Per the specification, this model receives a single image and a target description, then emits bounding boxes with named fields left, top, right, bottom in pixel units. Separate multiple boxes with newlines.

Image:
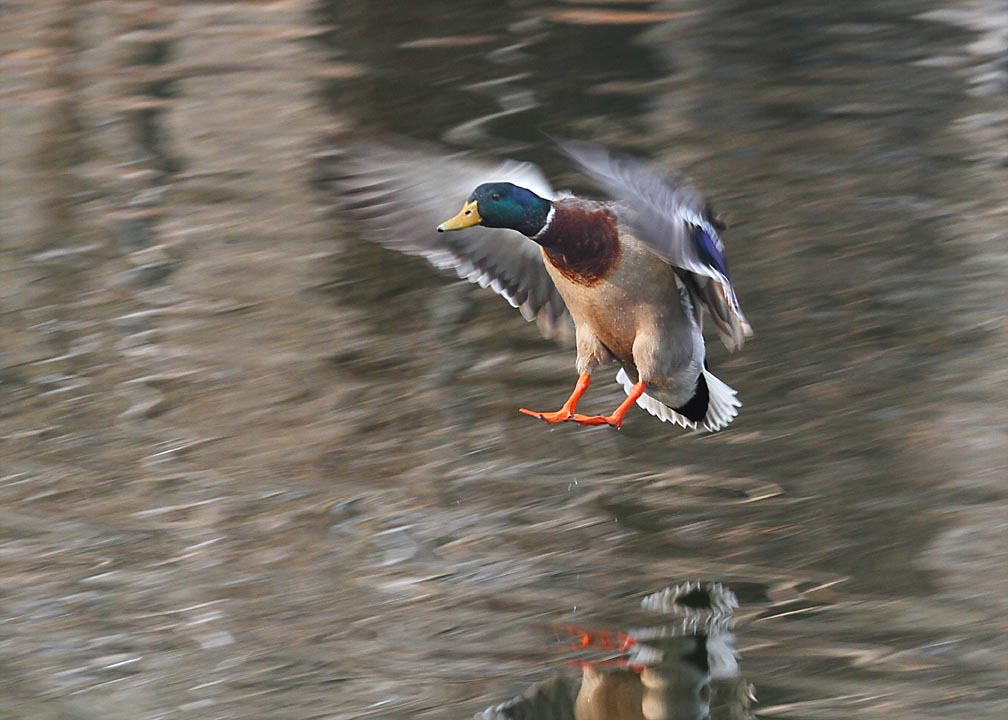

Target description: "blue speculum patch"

left=692, top=225, right=731, bottom=280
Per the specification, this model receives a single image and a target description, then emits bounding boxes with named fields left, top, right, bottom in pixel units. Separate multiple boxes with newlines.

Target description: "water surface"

left=1, top=1, right=1006, bottom=718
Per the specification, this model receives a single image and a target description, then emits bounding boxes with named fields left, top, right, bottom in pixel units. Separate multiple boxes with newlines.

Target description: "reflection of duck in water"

left=480, top=582, right=754, bottom=720
left=322, top=139, right=751, bottom=431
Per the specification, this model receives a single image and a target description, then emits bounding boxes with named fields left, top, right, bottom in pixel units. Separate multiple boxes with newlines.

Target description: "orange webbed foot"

left=518, top=407, right=574, bottom=424
left=519, top=373, right=593, bottom=425
left=568, top=413, right=624, bottom=429
left=565, top=380, right=646, bottom=430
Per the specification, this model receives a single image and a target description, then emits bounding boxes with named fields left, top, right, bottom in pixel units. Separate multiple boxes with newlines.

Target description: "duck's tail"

left=615, top=367, right=741, bottom=432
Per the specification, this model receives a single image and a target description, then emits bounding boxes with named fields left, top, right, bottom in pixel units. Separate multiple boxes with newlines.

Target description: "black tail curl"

left=672, top=372, right=710, bottom=425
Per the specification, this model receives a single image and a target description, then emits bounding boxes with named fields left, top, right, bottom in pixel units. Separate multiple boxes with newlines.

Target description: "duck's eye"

left=490, top=192, right=501, bottom=201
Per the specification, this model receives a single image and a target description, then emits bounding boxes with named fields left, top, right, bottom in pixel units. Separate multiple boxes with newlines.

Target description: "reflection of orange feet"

left=585, top=629, right=634, bottom=653
left=519, top=407, right=573, bottom=424
left=555, top=624, right=636, bottom=652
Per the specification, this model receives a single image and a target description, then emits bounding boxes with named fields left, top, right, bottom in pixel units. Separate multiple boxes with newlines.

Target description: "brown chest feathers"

left=538, top=203, right=622, bottom=286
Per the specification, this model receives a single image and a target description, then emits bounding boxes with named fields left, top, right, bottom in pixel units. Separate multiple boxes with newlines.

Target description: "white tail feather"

left=701, top=368, right=742, bottom=431
left=615, top=368, right=741, bottom=432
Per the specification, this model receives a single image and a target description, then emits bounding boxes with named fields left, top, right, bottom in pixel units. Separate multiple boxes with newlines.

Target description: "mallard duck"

left=322, top=138, right=751, bottom=430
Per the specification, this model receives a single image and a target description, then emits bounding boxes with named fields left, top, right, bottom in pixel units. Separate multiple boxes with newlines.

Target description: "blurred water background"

left=1, top=1, right=1006, bottom=718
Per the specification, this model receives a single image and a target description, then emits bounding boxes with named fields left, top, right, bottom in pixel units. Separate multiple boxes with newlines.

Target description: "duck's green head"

left=437, top=183, right=552, bottom=238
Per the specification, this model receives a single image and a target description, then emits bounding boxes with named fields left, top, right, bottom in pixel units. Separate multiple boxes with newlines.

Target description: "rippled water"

left=1, top=1, right=1006, bottom=718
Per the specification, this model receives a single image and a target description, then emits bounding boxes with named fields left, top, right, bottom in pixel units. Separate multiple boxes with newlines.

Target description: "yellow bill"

left=437, top=200, right=481, bottom=232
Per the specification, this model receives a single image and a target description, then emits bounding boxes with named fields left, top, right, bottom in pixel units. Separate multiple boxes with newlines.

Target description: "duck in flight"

left=326, top=138, right=752, bottom=430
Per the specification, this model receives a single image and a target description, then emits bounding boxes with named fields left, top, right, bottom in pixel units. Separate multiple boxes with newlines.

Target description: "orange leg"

left=519, top=373, right=591, bottom=424
left=569, top=380, right=646, bottom=429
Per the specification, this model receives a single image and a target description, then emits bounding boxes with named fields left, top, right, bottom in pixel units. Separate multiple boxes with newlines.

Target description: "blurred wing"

left=555, top=138, right=752, bottom=351
left=315, top=141, right=572, bottom=340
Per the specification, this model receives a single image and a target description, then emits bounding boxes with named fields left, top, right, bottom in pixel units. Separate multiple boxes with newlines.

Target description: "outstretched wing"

left=315, top=141, right=572, bottom=339
left=555, top=138, right=752, bottom=351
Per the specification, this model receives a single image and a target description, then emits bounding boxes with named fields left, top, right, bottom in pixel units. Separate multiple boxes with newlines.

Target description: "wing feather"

left=315, top=141, right=572, bottom=339
left=555, top=138, right=752, bottom=350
